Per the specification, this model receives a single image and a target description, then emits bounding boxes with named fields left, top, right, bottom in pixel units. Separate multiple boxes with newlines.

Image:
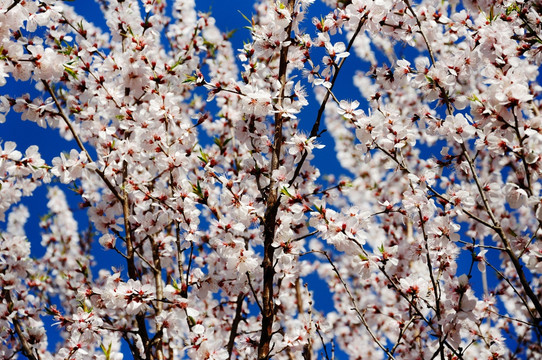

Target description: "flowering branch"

left=258, top=2, right=296, bottom=357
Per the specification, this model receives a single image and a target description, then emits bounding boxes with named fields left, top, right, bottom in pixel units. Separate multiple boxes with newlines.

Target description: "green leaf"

left=78, top=299, right=92, bottom=313
left=197, top=149, right=209, bottom=164
left=280, top=186, right=292, bottom=197
left=507, top=228, right=518, bottom=237
left=183, top=75, right=197, bottom=84
left=100, top=342, right=112, bottom=360
left=225, top=28, right=237, bottom=40
left=76, top=259, right=89, bottom=278
left=237, top=10, right=252, bottom=25
left=44, top=307, right=57, bottom=316
left=63, top=65, right=78, bottom=80
left=172, top=278, right=180, bottom=291
left=468, top=93, right=481, bottom=104
left=192, top=181, right=204, bottom=198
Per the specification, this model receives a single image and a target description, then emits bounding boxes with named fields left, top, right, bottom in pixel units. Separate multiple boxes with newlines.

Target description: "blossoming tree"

left=1, top=0, right=542, bottom=358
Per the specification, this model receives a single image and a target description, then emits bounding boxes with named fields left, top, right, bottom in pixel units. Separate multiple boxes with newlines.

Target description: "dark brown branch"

left=288, top=14, right=367, bottom=187
left=227, top=294, right=246, bottom=358
left=5, top=290, right=40, bottom=360
left=258, top=1, right=296, bottom=358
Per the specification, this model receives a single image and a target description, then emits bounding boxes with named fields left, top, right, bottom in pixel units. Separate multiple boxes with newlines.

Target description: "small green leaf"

left=237, top=10, right=252, bottom=25
left=183, top=75, right=197, bottom=84
left=280, top=186, right=292, bottom=197
left=197, top=149, right=209, bottom=164
left=225, top=29, right=237, bottom=40
left=507, top=228, right=518, bottom=237
left=63, top=65, right=78, bottom=80
left=100, top=342, right=112, bottom=360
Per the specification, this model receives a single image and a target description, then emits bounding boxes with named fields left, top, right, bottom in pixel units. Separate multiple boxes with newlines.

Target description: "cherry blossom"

left=1, top=0, right=542, bottom=359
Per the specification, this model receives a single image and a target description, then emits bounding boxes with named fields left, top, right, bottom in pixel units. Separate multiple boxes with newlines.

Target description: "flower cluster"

left=1, top=0, right=542, bottom=359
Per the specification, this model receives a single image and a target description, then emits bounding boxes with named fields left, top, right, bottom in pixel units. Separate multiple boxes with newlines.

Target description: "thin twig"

left=317, top=251, right=397, bottom=360
left=288, top=15, right=367, bottom=187
left=5, top=290, right=40, bottom=360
